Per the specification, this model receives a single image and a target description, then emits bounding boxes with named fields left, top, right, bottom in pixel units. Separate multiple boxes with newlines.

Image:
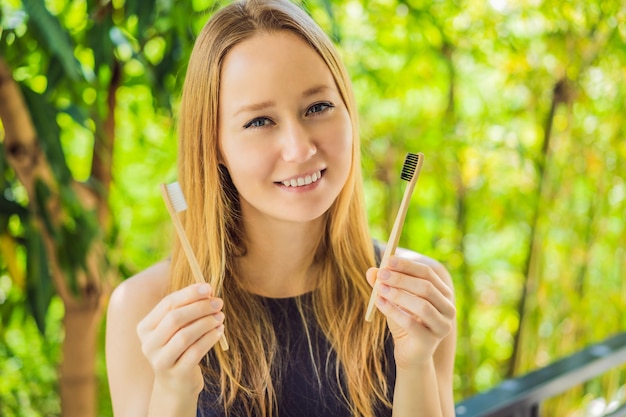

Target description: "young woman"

left=105, top=0, right=457, bottom=416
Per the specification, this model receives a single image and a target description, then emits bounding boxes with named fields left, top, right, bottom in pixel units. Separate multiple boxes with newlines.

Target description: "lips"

left=279, top=170, right=323, bottom=187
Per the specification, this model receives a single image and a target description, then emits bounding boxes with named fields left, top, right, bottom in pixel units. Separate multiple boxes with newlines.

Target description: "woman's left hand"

left=367, top=255, right=456, bottom=371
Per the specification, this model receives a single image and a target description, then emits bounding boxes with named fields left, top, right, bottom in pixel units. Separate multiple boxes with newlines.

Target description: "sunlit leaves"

left=23, top=221, right=52, bottom=333
left=334, top=0, right=626, bottom=406
left=21, top=0, right=83, bottom=81
left=20, top=85, right=71, bottom=184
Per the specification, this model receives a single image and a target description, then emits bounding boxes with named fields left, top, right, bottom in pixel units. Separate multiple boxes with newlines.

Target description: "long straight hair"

left=169, top=0, right=390, bottom=415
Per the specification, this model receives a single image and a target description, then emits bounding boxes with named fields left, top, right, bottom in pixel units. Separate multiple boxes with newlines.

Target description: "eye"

left=243, top=117, right=274, bottom=129
left=306, top=102, right=334, bottom=116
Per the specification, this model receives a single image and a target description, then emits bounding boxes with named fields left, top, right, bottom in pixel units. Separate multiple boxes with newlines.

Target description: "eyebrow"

left=302, top=84, right=331, bottom=98
left=232, top=84, right=332, bottom=117
left=233, top=100, right=275, bottom=117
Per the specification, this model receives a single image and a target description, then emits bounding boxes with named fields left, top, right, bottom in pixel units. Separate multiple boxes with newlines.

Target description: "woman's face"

left=218, top=31, right=352, bottom=225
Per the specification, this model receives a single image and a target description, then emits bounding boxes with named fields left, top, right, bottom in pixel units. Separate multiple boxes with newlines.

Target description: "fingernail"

left=198, top=284, right=211, bottom=295
left=375, top=296, right=386, bottom=307
left=211, top=298, right=223, bottom=309
left=379, top=284, right=390, bottom=294
left=388, top=256, right=398, bottom=267
left=379, top=269, right=391, bottom=280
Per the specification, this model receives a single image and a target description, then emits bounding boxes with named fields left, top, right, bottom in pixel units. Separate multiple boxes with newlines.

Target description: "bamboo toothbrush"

left=160, top=181, right=229, bottom=351
left=365, top=152, right=424, bottom=322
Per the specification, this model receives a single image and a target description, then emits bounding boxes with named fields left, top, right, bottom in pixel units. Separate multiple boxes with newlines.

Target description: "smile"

left=280, top=170, right=323, bottom=187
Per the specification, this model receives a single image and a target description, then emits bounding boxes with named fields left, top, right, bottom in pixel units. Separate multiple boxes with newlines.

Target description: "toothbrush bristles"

left=400, top=153, right=419, bottom=182
left=165, top=182, right=188, bottom=212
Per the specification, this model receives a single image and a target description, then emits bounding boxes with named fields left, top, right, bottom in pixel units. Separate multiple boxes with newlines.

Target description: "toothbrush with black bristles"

left=365, top=152, right=424, bottom=322
left=160, top=181, right=229, bottom=351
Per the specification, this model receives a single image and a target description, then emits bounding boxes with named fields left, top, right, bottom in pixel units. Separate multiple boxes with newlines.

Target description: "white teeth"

left=281, top=170, right=322, bottom=188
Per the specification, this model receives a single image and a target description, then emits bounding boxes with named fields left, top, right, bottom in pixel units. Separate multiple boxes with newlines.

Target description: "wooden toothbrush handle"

left=365, top=177, right=418, bottom=322
left=160, top=186, right=229, bottom=351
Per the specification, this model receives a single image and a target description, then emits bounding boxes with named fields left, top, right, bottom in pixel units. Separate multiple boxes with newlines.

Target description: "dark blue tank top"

left=196, top=292, right=395, bottom=417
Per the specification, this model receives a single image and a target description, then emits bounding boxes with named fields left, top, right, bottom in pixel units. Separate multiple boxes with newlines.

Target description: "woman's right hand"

left=136, top=283, right=225, bottom=397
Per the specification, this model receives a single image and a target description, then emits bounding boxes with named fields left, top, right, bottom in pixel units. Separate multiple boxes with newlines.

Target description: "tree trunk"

left=59, top=304, right=102, bottom=417
left=507, top=79, right=569, bottom=377
left=0, top=57, right=112, bottom=417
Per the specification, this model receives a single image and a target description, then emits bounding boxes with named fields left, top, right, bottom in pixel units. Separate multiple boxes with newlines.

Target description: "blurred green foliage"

left=0, top=0, right=625, bottom=416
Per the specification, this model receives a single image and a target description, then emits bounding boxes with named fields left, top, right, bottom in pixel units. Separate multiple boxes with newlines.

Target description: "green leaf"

left=315, top=0, right=342, bottom=43
left=24, top=222, right=54, bottom=335
left=0, top=194, right=28, bottom=220
left=33, top=179, right=57, bottom=240
left=44, top=55, right=66, bottom=96
left=21, top=0, right=83, bottom=81
left=151, top=35, right=182, bottom=109
left=19, top=84, right=72, bottom=185
left=59, top=185, right=98, bottom=270
left=135, top=0, right=156, bottom=40
left=32, top=179, right=99, bottom=296
left=61, top=103, right=90, bottom=129
left=87, top=14, right=114, bottom=71
left=0, top=139, right=4, bottom=174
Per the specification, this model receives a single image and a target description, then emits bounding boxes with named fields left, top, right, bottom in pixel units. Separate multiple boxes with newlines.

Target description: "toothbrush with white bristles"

left=365, top=152, right=424, bottom=322
left=160, top=181, right=229, bottom=351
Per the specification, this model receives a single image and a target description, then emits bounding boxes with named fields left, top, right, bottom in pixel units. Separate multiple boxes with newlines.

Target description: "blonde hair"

left=170, top=0, right=390, bottom=415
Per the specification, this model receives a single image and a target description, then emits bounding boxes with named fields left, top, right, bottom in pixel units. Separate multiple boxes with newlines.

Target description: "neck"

left=237, top=215, right=325, bottom=298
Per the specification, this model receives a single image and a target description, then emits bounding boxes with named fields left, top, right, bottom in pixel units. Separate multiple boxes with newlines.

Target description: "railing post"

left=529, top=403, right=540, bottom=417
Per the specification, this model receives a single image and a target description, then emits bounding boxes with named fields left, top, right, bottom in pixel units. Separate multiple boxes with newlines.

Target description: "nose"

left=280, top=120, right=317, bottom=163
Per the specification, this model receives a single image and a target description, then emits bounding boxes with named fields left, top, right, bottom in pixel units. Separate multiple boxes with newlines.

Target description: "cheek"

left=221, top=140, right=270, bottom=185
left=325, top=116, right=353, bottom=160
left=224, top=153, right=253, bottom=182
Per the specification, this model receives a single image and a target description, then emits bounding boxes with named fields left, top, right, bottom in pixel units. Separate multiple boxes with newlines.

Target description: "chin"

left=278, top=208, right=329, bottom=224
left=270, top=200, right=333, bottom=223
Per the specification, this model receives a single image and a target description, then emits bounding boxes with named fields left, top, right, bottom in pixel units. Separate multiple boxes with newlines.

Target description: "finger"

left=142, top=298, right=224, bottom=355
left=366, top=267, right=378, bottom=287
left=377, top=269, right=455, bottom=318
left=175, top=324, right=225, bottom=369
left=151, top=313, right=225, bottom=372
left=377, top=284, right=453, bottom=337
left=138, top=283, right=213, bottom=334
left=386, top=257, right=454, bottom=300
left=375, top=295, right=417, bottom=332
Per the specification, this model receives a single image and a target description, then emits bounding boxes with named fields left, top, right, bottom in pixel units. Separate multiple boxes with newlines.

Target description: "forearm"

left=392, top=360, right=443, bottom=417
left=148, top=381, right=199, bottom=417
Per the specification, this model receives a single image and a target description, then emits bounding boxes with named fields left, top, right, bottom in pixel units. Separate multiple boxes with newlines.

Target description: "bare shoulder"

left=106, top=260, right=171, bottom=416
left=106, top=260, right=171, bottom=348
left=108, top=260, right=171, bottom=317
